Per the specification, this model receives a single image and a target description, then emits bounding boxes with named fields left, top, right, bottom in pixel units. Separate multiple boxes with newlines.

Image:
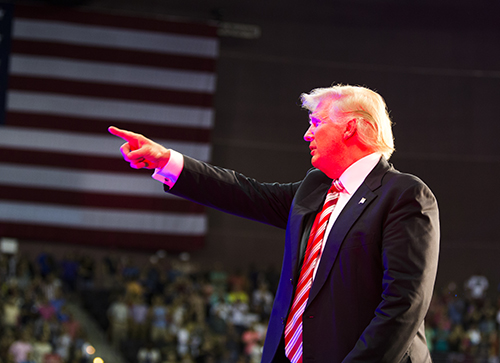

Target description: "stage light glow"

left=93, top=357, right=104, bottom=363
left=86, top=345, right=96, bottom=355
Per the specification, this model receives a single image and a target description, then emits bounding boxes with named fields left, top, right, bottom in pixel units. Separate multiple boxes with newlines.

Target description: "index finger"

left=108, top=126, right=136, bottom=141
left=108, top=126, right=140, bottom=149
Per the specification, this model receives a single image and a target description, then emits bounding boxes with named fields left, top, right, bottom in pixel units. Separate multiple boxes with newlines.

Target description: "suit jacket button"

left=290, top=278, right=293, bottom=285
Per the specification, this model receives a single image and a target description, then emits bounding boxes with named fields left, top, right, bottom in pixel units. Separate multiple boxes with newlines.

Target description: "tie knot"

left=330, top=179, right=345, bottom=193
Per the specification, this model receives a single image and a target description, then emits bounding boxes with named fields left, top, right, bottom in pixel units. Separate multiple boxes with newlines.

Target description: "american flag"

left=0, top=3, right=218, bottom=251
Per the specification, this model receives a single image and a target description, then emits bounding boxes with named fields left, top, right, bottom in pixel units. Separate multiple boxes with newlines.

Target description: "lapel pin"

left=359, top=197, right=366, bottom=204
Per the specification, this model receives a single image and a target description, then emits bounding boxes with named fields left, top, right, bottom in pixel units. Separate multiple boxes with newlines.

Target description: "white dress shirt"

left=313, top=152, right=381, bottom=279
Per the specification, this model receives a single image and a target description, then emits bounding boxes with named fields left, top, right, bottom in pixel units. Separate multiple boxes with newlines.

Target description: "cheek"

left=316, top=130, right=336, bottom=151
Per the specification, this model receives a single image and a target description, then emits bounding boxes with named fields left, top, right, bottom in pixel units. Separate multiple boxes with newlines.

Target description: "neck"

left=324, top=148, right=375, bottom=180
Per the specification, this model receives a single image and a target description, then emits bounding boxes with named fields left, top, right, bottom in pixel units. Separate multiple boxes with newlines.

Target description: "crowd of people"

left=0, top=250, right=280, bottom=363
left=427, top=276, right=500, bottom=363
left=103, top=255, right=278, bottom=363
left=0, top=252, right=93, bottom=363
left=1, top=249, right=500, bottom=363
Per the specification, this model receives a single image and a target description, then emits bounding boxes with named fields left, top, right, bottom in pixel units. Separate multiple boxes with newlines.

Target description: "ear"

left=343, top=119, right=357, bottom=140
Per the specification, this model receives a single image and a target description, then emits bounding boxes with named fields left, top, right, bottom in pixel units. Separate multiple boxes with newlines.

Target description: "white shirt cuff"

left=152, top=150, right=184, bottom=188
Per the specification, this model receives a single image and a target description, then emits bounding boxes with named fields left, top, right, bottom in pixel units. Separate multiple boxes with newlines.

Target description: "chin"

left=311, top=159, right=321, bottom=170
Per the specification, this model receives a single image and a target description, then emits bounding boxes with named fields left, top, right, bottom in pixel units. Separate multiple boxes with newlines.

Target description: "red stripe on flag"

left=5, top=113, right=212, bottom=143
left=14, top=4, right=218, bottom=38
left=0, top=185, right=204, bottom=213
left=9, top=76, right=214, bottom=107
left=0, top=222, right=205, bottom=251
left=0, top=147, right=145, bottom=174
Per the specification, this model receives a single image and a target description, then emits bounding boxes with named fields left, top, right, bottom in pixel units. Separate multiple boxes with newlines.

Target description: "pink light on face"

left=304, top=104, right=333, bottom=142
left=303, top=100, right=347, bottom=178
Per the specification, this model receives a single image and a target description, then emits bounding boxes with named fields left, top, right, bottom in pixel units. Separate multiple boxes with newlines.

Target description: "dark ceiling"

left=21, top=0, right=500, bottom=32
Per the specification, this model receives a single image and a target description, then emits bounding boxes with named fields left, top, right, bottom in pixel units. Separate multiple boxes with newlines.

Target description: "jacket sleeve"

left=343, top=180, right=440, bottom=362
left=166, top=155, right=301, bottom=229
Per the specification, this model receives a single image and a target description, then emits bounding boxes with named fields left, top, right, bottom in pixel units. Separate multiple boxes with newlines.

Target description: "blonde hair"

left=301, top=84, right=395, bottom=159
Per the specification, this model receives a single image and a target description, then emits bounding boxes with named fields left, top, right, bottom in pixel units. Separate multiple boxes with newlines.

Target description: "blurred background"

left=1, top=0, right=500, bottom=362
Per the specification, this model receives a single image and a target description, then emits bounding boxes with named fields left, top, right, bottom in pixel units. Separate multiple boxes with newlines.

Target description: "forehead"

left=310, top=99, right=335, bottom=120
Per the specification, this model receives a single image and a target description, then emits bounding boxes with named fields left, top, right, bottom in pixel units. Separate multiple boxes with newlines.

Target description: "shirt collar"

left=338, top=153, right=382, bottom=195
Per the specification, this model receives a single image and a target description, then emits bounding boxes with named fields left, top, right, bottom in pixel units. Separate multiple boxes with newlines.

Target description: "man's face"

left=303, top=100, right=345, bottom=174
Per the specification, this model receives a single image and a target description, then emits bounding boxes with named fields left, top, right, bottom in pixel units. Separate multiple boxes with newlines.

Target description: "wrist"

left=152, top=150, right=184, bottom=188
left=157, top=149, right=171, bottom=170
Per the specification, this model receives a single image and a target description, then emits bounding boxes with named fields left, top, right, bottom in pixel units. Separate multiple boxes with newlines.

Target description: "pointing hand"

left=108, top=126, right=170, bottom=170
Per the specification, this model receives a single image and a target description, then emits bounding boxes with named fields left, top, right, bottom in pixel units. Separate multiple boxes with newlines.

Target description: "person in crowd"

left=465, top=273, right=489, bottom=303
left=36, top=252, right=55, bottom=279
left=61, top=311, right=80, bottom=340
left=54, top=325, right=72, bottom=362
left=107, top=294, right=129, bottom=349
left=8, top=329, right=33, bottom=363
left=137, top=341, right=162, bottom=363
left=129, top=295, right=149, bottom=341
left=42, top=273, right=62, bottom=302
left=149, top=294, right=169, bottom=342
left=59, top=254, right=79, bottom=294
left=3, top=295, right=21, bottom=329
left=31, top=333, right=52, bottom=363
left=36, top=296, right=56, bottom=322
left=77, top=256, right=95, bottom=290
left=251, top=282, right=274, bottom=320
left=242, top=323, right=264, bottom=359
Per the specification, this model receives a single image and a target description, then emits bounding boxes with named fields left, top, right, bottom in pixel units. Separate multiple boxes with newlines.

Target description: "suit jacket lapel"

left=307, top=157, right=391, bottom=306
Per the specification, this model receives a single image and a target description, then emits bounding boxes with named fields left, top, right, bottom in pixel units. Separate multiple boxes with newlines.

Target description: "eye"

left=309, top=116, right=321, bottom=127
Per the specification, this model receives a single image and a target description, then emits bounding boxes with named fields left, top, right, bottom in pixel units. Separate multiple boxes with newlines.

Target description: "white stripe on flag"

left=13, top=19, right=219, bottom=58
left=0, top=200, right=207, bottom=235
left=0, top=127, right=211, bottom=161
left=0, top=163, right=181, bottom=197
left=10, top=55, right=217, bottom=93
left=7, top=91, right=214, bottom=128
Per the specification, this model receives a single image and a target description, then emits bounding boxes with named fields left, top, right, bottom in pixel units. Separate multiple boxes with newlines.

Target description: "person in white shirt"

left=107, top=294, right=128, bottom=349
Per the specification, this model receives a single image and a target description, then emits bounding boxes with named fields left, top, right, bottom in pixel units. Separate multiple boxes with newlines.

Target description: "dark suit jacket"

left=168, top=155, right=440, bottom=363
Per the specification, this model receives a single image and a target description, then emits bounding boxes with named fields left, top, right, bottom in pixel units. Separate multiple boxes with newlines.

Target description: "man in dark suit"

left=109, top=84, right=439, bottom=362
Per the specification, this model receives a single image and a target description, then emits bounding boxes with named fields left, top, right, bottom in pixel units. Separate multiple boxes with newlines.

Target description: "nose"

left=304, top=125, right=314, bottom=142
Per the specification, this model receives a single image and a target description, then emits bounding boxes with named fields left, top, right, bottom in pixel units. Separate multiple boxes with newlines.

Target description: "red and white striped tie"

left=284, top=180, right=344, bottom=363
